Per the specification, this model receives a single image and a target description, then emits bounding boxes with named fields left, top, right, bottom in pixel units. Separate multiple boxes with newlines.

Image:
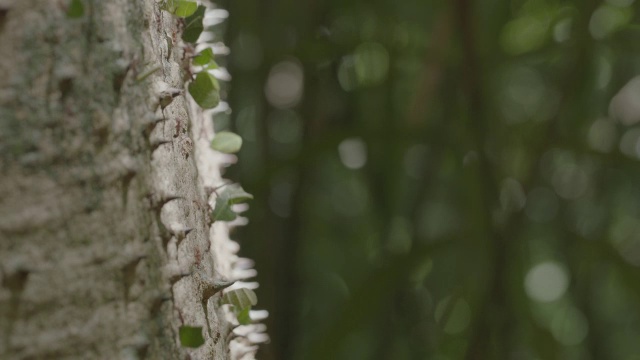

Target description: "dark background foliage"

left=214, top=0, right=640, bottom=358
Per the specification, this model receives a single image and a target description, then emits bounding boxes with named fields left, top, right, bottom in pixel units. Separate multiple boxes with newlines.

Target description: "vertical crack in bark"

left=1, top=266, right=30, bottom=353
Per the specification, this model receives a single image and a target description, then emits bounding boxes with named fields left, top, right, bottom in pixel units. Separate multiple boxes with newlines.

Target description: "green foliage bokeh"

left=212, top=0, right=640, bottom=358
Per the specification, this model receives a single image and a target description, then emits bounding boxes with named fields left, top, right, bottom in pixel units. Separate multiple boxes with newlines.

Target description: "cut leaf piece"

left=67, top=0, right=84, bottom=18
left=188, top=72, right=220, bottom=109
left=210, top=184, right=253, bottom=222
left=211, top=198, right=237, bottom=221
left=205, top=61, right=219, bottom=70
left=222, top=288, right=258, bottom=309
left=211, top=131, right=242, bottom=154
left=164, top=0, right=198, bottom=17
left=193, top=49, right=219, bottom=69
left=193, top=48, right=215, bottom=66
left=182, top=5, right=206, bottom=42
left=236, top=306, right=252, bottom=325
left=179, top=326, right=205, bottom=348
left=222, top=183, right=254, bottom=204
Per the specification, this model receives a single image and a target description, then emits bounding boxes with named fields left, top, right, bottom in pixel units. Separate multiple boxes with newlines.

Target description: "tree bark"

left=0, top=0, right=261, bottom=359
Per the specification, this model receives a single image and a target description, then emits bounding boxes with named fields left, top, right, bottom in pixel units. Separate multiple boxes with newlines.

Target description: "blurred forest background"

left=212, top=0, right=640, bottom=358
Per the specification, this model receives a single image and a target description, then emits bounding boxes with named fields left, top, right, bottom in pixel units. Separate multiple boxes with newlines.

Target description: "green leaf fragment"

left=210, top=184, right=253, bottom=222
left=188, top=72, right=220, bottom=109
left=182, top=5, right=206, bottom=42
left=193, top=49, right=213, bottom=66
left=179, top=326, right=205, bottom=348
left=222, top=184, right=254, bottom=204
left=193, top=48, right=218, bottom=70
left=205, top=61, right=219, bottom=70
left=164, top=0, right=198, bottom=17
left=236, top=306, right=252, bottom=325
left=212, top=196, right=237, bottom=221
left=174, top=1, right=197, bottom=17
left=210, top=131, right=242, bottom=154
left=67, top=0, right=84, bottom=18
left=222, top=288, right=258, bottom=309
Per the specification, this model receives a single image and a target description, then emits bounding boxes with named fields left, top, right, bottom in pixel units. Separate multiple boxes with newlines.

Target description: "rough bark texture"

left=0, top=0, right=263, bottom=359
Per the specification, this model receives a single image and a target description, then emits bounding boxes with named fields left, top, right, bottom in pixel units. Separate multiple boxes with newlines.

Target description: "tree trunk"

left=0, top=0, right=261, bottom=359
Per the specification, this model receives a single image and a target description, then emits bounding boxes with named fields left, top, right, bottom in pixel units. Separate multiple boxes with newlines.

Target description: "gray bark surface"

left=0, top=0, right=262, bottom=359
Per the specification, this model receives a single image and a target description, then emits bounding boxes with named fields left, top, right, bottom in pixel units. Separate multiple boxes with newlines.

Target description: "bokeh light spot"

left=550, top=307, right=589, bottom=346
left=553, top=18, right=572, bottom=43
left=435, top=296, right=471, bottom=335
left=525, top=187, right=559, bottom=223
left=501, top=16, right=549, bottom=55
left=610, top=215, right=640, bottom=266
left=232, top=32, right=263, bottom=71
left=588, top=118, right=617, bottom=153
left=265, top=60, right=304, bottom=108
left=338, top=138, right=367, bottom=169
left=606, top=0, right=635, bottom=6
left=525, top=261, right=569, bottom=303
left=499, top=66, right=552, bottom=123
left=338, top=42, right=389, bottom=91
left=618, top=128, right=640, bottom=159
left=353, top=42, right=389, bottom=86
left=610, top=77, right=640, bottom=126
left=417, top=201, right=459, bottom=239
left=551, top=164, right=589, bottom=200
left=589, top=4, right=632, bottom=40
